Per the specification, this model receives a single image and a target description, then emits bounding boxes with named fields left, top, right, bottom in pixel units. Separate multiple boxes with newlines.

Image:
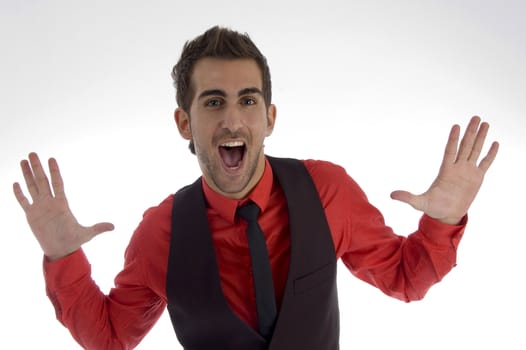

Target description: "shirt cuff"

left=419, top=213, right=467, bottom=247
left=43, top=248, right=91, bottom=290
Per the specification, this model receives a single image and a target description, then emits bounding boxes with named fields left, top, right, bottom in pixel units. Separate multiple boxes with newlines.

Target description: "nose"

left=221, top=105, right=243, bottom=133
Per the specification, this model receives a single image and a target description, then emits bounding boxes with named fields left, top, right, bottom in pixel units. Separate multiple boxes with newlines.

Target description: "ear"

left=174, top=108, right=192, bottom=140
left=265, top=104, right=277, bottom=137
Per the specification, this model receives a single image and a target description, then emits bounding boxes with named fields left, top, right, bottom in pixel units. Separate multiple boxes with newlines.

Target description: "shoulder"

left=300, top=159, right=368, bottom=202
left=129, top=194, right=174, bottom=251
left=140, top=194, right=174, bottom=230
left=301, top=159, right=348, bottom=179
left=267, top=156, right=348, bottom=180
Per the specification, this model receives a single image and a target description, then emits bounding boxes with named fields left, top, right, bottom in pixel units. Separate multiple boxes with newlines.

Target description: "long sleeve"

left=43, top=197, right=174, bottom=350
left=304, top=159, right=465, bottom=302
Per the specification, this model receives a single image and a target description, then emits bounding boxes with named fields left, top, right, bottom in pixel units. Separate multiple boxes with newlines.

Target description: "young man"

left=13, top=26, right=499, bottom=349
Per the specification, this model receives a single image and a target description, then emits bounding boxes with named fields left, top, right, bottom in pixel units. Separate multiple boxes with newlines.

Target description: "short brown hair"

left=171, top=26, right=272, bottom=112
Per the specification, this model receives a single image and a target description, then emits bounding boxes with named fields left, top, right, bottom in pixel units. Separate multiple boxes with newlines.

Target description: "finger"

left=48, top=157, right=66, bottom=199
left=467, top=121, right=490, bottom=163
left=86, top=222, right=115, bottom=240
left=478, top=141, right=499, bottom=172
left=20, top=158, right=39, bottom=199
left=456, top=116, right=481, bottom=162
left=390, top=190, right=425, bottom=211
left=13, top=182, right=31, bottom=211
left=442, top=124, right=460, bottom=165
left=28, top=152, right=53, bottom=196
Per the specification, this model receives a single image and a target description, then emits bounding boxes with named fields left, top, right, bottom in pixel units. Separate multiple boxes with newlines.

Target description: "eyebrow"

left=197, top=87, right=263, bottom=100
left=238, top=87, right=263, bottom=97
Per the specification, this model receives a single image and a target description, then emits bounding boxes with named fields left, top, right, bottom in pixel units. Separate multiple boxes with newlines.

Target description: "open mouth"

left=219, top=141, right=246, bottom=169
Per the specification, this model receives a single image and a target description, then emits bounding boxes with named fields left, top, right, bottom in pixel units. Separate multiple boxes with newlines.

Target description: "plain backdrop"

left=1, top=0, right=525, bottom=349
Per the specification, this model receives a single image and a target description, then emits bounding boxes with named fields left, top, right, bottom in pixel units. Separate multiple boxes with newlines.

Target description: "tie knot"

left=236, top=202, right=260, bottom=222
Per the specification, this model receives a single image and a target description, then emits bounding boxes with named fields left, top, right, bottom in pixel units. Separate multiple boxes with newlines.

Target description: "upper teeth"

left=221, top=141, right=244, bottom=147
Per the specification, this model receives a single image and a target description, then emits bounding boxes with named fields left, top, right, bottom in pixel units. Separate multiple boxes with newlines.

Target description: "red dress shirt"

left=43, top=158, right=465, bottom=349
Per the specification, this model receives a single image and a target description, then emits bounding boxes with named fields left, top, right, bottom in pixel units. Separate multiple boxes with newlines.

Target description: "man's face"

left=175, top=58, right=276, bottom=199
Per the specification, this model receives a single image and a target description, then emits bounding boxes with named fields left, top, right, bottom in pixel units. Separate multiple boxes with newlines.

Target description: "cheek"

left=191, top=120, right=215, bottom=144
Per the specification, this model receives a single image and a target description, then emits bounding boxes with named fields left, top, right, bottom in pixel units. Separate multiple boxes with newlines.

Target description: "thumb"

left=85, top=222, right=115, bottom=239
left=390, top=190, right=425, bottom=211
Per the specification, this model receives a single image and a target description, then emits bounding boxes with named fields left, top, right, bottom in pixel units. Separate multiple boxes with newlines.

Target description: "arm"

left=314, top=163, right=466, bottom=302
left=309, top=117, right=498, bottom=301
left=43, top=245, right=166, bottom=349
left=13, top=153, right=165, bottom=349
left=362, top=116, right=497, bottom=299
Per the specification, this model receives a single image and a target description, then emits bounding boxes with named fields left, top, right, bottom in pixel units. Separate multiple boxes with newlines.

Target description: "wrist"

left=436, top=215, right=465, bottom=226
left=44, top=249, right=77, bottom=262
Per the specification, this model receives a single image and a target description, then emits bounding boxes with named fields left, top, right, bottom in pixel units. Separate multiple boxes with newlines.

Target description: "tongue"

left=219, top=146, right=244, bottom=168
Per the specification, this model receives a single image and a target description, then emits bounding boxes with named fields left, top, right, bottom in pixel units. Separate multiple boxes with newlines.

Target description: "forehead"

left=191, top=58, right=263, bottom=93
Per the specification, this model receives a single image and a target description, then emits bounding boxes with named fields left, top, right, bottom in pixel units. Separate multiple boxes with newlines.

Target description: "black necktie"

left=237, top=202, right=277, bottom=340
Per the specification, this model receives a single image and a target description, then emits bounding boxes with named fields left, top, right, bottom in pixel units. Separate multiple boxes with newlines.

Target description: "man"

left=13, top=26, right=499, bottom=349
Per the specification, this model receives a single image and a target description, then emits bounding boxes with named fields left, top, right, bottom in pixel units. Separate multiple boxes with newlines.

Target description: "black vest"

left=166, top=157, right=340, bottom=349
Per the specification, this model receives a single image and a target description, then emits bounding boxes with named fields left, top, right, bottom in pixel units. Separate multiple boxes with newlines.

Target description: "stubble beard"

left=196, top=138, right=264, bottom=197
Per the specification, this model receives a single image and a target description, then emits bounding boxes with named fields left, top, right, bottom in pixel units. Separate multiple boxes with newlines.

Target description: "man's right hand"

left=13, top=152, right=114, bottom=261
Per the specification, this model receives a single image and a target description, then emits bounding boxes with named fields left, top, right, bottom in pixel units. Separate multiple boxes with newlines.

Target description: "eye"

left=205, top=98, right=223, bottom=107
left=241, top=97, right=257, bottom=106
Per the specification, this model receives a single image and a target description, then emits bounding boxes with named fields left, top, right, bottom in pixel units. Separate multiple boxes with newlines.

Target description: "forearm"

left=44, top=249, right=163, bottom=349
left=344, top=214, right=466, bottom=302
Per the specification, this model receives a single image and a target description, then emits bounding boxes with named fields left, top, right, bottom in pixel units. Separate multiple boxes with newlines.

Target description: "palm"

left=391, top=117, right=499, bottom=225
left=13, top=153, right=114, bottom=260
left=25, top=193, right=79, bottom=253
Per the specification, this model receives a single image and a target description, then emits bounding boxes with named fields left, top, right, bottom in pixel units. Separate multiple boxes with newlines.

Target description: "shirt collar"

left=201, top=157, right=273, bottom=223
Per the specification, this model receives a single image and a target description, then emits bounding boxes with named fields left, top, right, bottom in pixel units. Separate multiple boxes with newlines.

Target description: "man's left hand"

left=390, top=116, right=499, bottom=225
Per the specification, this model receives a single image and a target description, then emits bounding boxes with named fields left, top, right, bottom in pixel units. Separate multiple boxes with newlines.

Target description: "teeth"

left=221, top=141, right=244, bottom=147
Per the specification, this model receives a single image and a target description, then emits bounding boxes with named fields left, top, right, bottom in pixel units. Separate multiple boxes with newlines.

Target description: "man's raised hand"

left=390, top=116, right=499, bottom=225
left=13, top=153, right=114, bottom=261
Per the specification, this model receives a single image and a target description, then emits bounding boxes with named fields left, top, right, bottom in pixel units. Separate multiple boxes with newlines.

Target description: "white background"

left=1, top=0, right=525, bottom=349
